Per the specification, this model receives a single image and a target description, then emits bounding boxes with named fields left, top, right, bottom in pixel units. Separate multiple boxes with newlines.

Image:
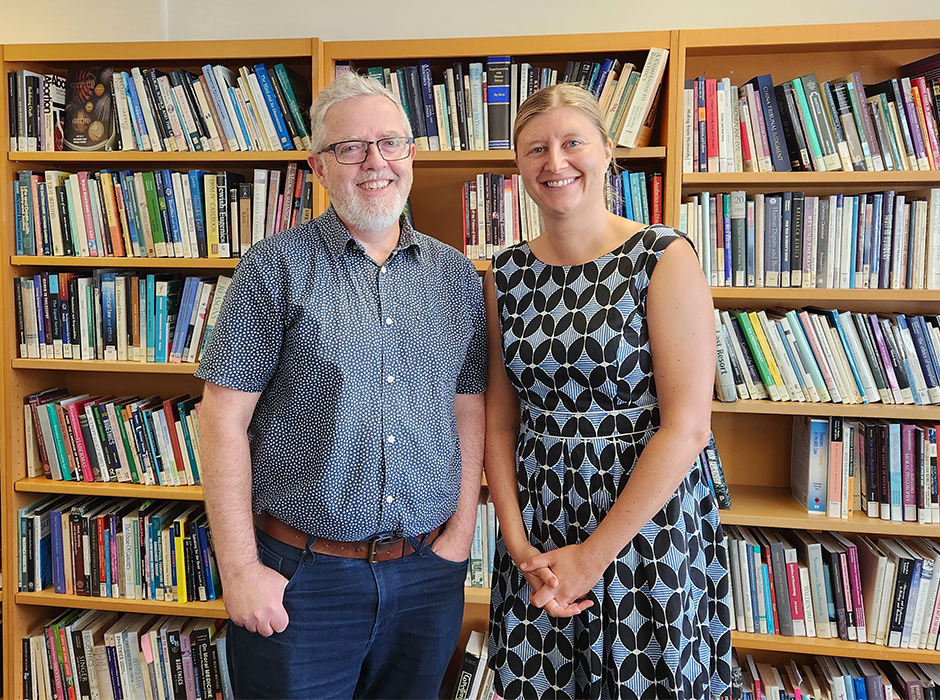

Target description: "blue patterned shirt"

left=196, top=206, right=487, bottom=541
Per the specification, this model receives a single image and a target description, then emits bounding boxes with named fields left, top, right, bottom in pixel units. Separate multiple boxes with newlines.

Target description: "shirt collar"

left=319, top=205, right=422, bottom=262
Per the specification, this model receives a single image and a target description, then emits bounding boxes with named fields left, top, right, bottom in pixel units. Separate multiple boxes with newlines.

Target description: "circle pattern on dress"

left=488, top=226, right=732, bottom=700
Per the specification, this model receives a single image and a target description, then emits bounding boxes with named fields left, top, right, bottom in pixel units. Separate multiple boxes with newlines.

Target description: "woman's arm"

left=523, top=238, right=716, bottom=611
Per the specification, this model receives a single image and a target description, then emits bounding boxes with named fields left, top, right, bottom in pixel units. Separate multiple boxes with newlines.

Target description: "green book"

left=789, top=78, right=826, bottom=171
left=732, top=310, right=781, bottom=401
left=114, top=401, right=142, bottom=484
left=784, top=309, right=831, bottom=402
left=273, top=63, right=312, bottom=148
left=46, top=403, right=72, bottom=481
left=141, top=171, right=168, bottom=257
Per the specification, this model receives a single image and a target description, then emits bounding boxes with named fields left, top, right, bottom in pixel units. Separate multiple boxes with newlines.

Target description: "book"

left=64, top=67, right=118, bottom=152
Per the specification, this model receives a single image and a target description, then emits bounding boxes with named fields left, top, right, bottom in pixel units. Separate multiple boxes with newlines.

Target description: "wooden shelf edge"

left=12, top=256, right=240, bottom=269
left=15, top=591, right=227, bottom=618
left=722, top=485, right=940, bottom=537
left=15, top=477, right=204, bottom=501
left=2, top=38, right=314, bottom=63
left=709, top=287, right=940, bottom=303
left=465, top=587, right=491, bottom=605
left=12, top=359, right=199, bottom=374
left=731, top=630, right=940, bottom=661
left=712, top=399, right=940, bottom=420
left=8, top=151, right=306, bottom=163
left=682, top=171, right=940, bottom=187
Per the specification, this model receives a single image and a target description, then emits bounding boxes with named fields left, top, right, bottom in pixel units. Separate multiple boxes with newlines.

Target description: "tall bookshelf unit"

left=0, top=38, right=324, bottom=700
left=678, top=20, right=940, bottom=666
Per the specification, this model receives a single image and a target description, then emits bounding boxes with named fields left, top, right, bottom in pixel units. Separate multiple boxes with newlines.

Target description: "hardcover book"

left=64, top=67, right=117, bottom=152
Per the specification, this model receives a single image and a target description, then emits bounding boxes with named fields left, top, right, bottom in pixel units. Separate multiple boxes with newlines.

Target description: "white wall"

left=2, top=0, right=940, bottom=44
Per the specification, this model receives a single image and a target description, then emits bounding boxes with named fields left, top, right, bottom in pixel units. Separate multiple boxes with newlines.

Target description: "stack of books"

left=730, top=650, right=940, bottom=699
left=14, top=271, right=231, bottom=364
left=23, top=388, right=205, bottom=487
left=790, top=414, right=938, bottom=523
left=22, top=612, right=233, bottom=700
left=339, top=49, right=668, bottom=152
left=682, top=52, right=940, bottom=173
left=713, top=308, right=940, bottom=406
left=17, top=495, right=220, bottom=603
left=7, top=63, right=311, bottom=152
left=14, top=164, right=313, bottom=259
left=682, top=189, right=940, bottom=290
left=725, top=525, right=940, bottom=652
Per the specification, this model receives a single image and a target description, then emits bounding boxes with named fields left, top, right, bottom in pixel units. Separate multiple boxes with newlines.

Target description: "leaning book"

left=64, top=67, right=117, bottom=151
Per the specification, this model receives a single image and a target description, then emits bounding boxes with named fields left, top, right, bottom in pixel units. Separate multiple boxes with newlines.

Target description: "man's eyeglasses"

left=319, top=137, right=415, bottom=164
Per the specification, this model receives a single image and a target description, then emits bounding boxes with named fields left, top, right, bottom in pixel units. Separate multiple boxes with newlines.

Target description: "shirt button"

left=386, top=495, right=394, bottom=503
left=386, top=375, right=395, bottom=384
left=380, top=266, right=387, bottom=274
left=387, top=435, right=396, bottom=444
left=385, top=317, right=394, bottom=326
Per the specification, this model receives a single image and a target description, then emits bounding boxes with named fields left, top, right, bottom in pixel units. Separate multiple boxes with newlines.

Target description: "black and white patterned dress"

left=487, top=225, right=732, bottom=700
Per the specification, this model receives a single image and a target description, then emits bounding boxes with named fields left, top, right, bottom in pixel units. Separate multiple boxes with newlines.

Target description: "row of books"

left=791, top=415, right=939, bottom=524
left=730, top=650, right=940, bottom=700
left=24, top=388, right=203, bottom=487
left=339, top=49, right=667, bottom=152
left=460, top=168, right=663, bottom=260
left=8, top=61, right=312, bottom=153
left=15, top=272, right=231, bottom=364
left=22, top=611, right=232, bottom=700
left=681, top=190, right=940, bottom=290
left=682, top=51, right=940, bottom=173
left=725, top=525, right=940, bottom=653
left=453, top=629, right=498, bottom=700
left=14, top=164, right=312, bottom=258
left=17, top=495, right=220, bottom=604
left=712, top=308, right=940, bottom=406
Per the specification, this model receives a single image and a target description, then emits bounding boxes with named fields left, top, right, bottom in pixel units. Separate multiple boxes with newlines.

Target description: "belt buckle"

left=367, top=535, right=399, bottom=564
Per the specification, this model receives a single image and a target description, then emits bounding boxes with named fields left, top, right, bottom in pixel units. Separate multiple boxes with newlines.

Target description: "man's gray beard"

left=331, top=192, right=406, bottom=232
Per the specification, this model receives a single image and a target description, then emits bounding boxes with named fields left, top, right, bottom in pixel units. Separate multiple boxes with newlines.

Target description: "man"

left=196, top=71, right=486, bottom=699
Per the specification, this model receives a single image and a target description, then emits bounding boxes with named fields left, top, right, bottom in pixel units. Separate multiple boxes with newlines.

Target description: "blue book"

left=100, top=271, right=117, bottom=360
left=197, top=521, right=216, bottom=599
left=201, top=65, right=238, bottom=150
left=187, top=170, right=208, bottom=258
left=592, top=58, right=615, bottom=99
left=118, top=171, right=143, bottom=257
left=485, top=56, right=511, bottom=150
left=161, top=169, right=183, bottom=256
left=764, top=194, right=781, bottom=287
left=146, top=274, right=156, bottom=362
left=761, top=562, right=775, bottom=634
left=227, top=86, right=253, bottom=151
left=121, top=71, right=147, bottom=150
left=32, top=274, right=45, bottom=350
left=907, top=315, right=940, bottom=401
left=889, top=422, right=903, bottom=521
left=14, top=184, right=23, bottom=255
left=870, top=193, right=883, bottom=288
left=621, top=172, right=634, bottom=220
left=629, top=172, right=645, bottom=224
left=253, top=64, right=293, bottom=150
left=722, top=194, right=733, bottom=286
left=58, top=278, right=71, bottom=355
left=155, top=281, right=168, bottom=363
left=50, top=498, right=72, bottom=594
left=169, top=277, right=197, bottom=362
left=417, top=59, right=441, bottom=150
left=776, top=322, right=807, bottom=394
left=37, top=181, right=52, bottom=255
left=20, top=171, right=36, bottom=256
left=823, top=310, right=868, bottom=402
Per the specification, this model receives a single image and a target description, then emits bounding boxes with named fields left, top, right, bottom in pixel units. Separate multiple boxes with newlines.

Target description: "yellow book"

left=747, top=310, right=788, bottom=399
left=204, top=173, right=220, bottom=258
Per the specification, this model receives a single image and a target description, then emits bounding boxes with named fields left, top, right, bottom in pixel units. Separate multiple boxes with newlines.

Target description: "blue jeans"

left=228, top=528, right=468, bottom=699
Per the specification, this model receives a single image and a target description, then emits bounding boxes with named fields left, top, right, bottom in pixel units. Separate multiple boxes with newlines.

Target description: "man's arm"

left=199, top=381, right=290, bottom=636
left=431, top=392, right=484, bottom=562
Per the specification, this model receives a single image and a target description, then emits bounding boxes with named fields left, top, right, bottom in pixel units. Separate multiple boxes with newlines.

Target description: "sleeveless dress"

left=487, top=225, right=732, bottom=700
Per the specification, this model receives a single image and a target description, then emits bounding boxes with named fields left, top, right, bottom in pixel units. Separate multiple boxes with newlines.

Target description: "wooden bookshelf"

left=0, top=38, right=326, bottom=700
left=683, top=20, right=940, bottom=670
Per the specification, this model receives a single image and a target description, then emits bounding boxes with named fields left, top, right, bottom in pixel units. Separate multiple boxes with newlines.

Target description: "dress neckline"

left=521, top=225, right=651, bottom=269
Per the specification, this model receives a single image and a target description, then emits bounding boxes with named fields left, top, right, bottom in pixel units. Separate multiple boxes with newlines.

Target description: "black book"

left=22, top=636, right=32, bottom=700
left=54, top=184, right=74, bottom=255
left=816, top=533, right=850, bottom=640
left=780, top=192, right=792, bottom=287
left=790, top=191, right=804, bottom=287
left=268, top=67, right=301, bottom=149
left=192, top=626, right=215, bottom=700
left=8, top=71, right=18, bottom=148
left=773, top=83, right=810, bottom=171
left=168, top=625, right=187, bottom=700
left=881, top=539, right=917, bottom=648
left=453, top=63, right=470, bottom=153
left=402, top=65, right=428, bottom=148
left=142, top=68, right=173, bottom=148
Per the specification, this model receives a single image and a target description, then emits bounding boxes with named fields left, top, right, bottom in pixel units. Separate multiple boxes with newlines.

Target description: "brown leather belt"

left=254, top=512, right=443, bottom=564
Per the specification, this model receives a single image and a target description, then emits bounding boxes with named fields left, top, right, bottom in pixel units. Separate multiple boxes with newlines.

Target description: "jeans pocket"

left=257, top=539, right=304, bottom=590
left=424, top=546, right=470, bottom=569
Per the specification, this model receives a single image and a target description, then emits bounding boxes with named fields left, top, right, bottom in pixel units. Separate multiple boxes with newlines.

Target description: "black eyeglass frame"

left=318, top=137, right=416, bottom=164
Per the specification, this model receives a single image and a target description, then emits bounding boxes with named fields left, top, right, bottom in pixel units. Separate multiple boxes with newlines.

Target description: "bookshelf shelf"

left=465, top=588, right=491, bottom=605
left=14, top=477, right=204, bottom=501
left=7, top=151, right=307, bottom=164
left=11, top=359, right=198, bottom=374
left=712, top=399, right=940, bottom=420
left=413, top=147, right=666, bottom=167
left=2, top=38, right=315, bottom=63
left=15, top=591, right=226, bottom=618
left=730, top=630, right=940, bottom=662
left=11, top=255, right=240, bottom=269
left=682, top=171, right=940, bottom=188
left=710, top=287, right=940, bottom=305
left=722, top=484, right=940, bottom=537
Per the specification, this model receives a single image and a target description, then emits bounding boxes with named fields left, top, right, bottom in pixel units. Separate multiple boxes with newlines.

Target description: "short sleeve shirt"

left=195, top=206, right=487, bottom=540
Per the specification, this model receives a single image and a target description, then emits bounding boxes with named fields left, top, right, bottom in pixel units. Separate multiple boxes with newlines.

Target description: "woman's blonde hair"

left=512, top=83, right=611, bottom=151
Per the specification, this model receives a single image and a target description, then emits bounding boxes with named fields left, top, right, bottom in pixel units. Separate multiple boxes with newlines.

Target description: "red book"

left=289, top=167, right=305, bottom=228
left=29, top=173, right=45, bottom=255
left=163, top=395, right=191, bottom=484
left=705, top=78, right=719, bottom=172
left=66, top=397, right=96, bottom=482
left=76, top=171, right=100, bottom=256
left=651, top=173, right=662, bottom=224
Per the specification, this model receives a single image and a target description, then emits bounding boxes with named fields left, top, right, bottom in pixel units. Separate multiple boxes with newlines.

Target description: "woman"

left=484, top=84, right=731, bottom=699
